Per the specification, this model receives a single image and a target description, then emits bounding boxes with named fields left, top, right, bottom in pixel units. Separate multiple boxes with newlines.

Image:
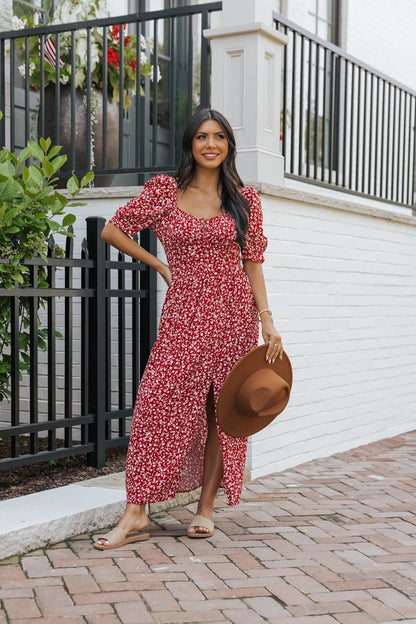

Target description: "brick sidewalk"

left=1, top=431, right=416, bottom=624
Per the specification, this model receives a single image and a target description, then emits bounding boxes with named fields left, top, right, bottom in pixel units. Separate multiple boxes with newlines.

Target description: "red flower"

left=129, top=60, right=137, bottom=72
left=107, top=48, right=119, bottom=67
left=110, top=25, right=120, bottom=40
left=110, top=24, right=127, bottom=41
left=124, top=36, right=130, bottom=46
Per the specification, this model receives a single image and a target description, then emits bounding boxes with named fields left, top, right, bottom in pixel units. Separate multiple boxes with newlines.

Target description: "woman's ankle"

left=196, top=503, right=214, bottom=519
left=118, top=504, right=148, bottom=529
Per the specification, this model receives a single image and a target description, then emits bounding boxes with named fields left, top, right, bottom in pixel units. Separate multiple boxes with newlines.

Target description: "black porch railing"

left=275, top=13, right=416, bottom=208
left=0, top=218, right=157, bottom=470
left=0, top=2, right=222, bottom=186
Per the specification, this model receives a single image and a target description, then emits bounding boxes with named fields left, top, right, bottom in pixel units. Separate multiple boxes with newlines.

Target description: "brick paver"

left=1, top=431, right=416, bottom=623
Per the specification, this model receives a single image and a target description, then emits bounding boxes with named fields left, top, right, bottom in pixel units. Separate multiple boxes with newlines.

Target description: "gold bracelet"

left=258, top=308, right=272, bottom=321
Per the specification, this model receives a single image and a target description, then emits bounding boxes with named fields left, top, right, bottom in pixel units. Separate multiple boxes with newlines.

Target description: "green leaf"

left=42, top=158, right=55, bottom=178
left=47, top=220, right=60, bottom=232
left=38, top=336, right=47, bottom=351
left=27, top=141, right=44, bottom=162
left=80, top=171, right=94, bottom=188
left=13, top=273, right=25, bottom=284
left=16, top=147, right=31, bottom=164
left=37, top=193, right=56, bottom=206
left=22, top=187, right=38, bottom=199
left=0, top=162, right=16, bottom=177
left=50, top=155, right=67, bottom=173
left=48, top=145, right=62, bottom=158
left=39, top=137, right=51, bottom=153
left=54, top=191, right=67, bottom=203
left=5, top=226, right=20, bottom=233
left=18, top=334, right=30, bottom=349
left=22, top=166, right=30, bottom=183
left=0, top=202, right=7, bottom=222
left=62, top=213, right=76, bottom=227
left=28, top=165, right=44, bottom=187
left=66, top=176, right=79, bottom=195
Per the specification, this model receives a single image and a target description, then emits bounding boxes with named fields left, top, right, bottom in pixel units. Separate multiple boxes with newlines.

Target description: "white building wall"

left=24, top=185, right=414, bottom=477
left=248, top=186, right=416, bottom=478
left=2, top=0, right=415, bottom=477
left=284, top=0, right=416, bottom=90
left=345, top=0, right=416, bottom=91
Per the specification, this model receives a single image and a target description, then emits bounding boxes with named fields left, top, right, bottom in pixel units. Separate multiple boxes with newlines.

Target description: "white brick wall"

left=247, top=186, right=416, bottom=479
left=51, top=186, right=416, bottom=480
left=6, top=185, right=415, bottom=478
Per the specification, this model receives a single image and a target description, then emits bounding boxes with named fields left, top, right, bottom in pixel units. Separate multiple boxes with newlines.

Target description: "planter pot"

left=40, top=86, right=119, bottom=187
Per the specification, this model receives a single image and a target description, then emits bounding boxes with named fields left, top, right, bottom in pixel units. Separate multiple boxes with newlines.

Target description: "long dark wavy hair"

left=176, top=108, right=250, bottom=249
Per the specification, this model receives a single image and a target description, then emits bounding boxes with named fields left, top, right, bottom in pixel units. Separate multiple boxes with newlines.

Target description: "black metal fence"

left=0, top=218, right=156, bottom=470
left=0, top=2, right=222, bottom=186
left=275, top=13, right=416, bottom=207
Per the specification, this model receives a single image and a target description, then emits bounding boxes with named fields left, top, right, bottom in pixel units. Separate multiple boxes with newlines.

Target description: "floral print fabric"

left=109, top=175, right=267, bottom=505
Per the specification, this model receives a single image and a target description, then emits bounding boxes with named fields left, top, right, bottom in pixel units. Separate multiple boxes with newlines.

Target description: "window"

left=307, top=0, right=340, bottom=45
left=129, top=0, right=191, bottom=11
left=13, top=0, right=52, bottom=22
left=301, top=1, right=341, bottom=176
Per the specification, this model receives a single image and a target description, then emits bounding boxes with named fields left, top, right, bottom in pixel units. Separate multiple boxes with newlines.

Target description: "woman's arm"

left=243, top=259, right=283, bottom=363
left=101, top=222, right=172, bottom=286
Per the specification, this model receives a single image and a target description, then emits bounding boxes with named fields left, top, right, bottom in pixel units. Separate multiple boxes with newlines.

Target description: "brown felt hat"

left=217, top=345, right=292, bottom=438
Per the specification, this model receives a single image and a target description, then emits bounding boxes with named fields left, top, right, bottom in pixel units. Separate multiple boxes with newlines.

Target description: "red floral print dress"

left=110, top=174, right=267, bottom=506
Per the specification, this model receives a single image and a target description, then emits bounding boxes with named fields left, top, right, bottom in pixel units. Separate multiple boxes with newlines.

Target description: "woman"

left=94, top=109, right=283, bottom=549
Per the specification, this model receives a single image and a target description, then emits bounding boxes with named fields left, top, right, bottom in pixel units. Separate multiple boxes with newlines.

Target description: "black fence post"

left=0, top=39, right=5, bottom=148
left=86, top=216, right=107, bottom=468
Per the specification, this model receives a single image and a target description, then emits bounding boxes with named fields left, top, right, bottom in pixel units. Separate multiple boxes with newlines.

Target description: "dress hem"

left=126, top=487, right=242, bottom=507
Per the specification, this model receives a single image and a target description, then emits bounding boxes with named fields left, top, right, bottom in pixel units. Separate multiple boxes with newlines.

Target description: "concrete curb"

left=0, top=481, right=125, bottom=560
left=0, top=471, right=202, bottom=561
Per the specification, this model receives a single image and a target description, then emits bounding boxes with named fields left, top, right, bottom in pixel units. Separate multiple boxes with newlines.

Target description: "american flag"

left=40, top=38, right=64, bottom=69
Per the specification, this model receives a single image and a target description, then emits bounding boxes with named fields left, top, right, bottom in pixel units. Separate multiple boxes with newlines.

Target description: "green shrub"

left=0, top=110, right=94, bottom=401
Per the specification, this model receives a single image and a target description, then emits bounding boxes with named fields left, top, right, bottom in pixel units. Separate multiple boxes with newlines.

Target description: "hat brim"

left=217, top=345, right=292, bottom=438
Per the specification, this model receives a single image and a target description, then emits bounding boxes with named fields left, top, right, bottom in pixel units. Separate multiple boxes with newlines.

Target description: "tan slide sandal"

left=187, top=515, right=215, bottom=538
left=93, top=526, right=150, bottom=550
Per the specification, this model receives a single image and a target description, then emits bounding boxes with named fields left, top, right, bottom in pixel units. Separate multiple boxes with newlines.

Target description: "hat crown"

left=217, top=345, right=293, bottom=438
left=236, top=368, right=290, bottom=420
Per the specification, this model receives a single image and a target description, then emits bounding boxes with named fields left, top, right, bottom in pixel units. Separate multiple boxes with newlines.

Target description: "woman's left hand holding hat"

left=259, top=309, right=283, bottom=364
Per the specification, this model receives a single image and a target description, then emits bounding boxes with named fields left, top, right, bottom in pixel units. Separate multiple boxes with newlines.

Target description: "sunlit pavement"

left=1, top=431, right=416, bottom=623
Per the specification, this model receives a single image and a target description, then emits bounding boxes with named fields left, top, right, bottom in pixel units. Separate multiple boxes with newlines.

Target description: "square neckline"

left=173, top=178, right=227, bottom=222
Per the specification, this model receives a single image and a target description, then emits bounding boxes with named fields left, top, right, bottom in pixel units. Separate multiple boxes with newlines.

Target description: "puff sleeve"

left=240, top=187, right=268, bottom=263
left=109, top=174, right=175, bottom=237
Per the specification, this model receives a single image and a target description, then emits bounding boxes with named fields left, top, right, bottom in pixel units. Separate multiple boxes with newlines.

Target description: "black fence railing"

left=0, top=3, right=222, bottom=186
left=0, top=218, right=157, bottom=470
left=275, top=13, right=416, bottom=208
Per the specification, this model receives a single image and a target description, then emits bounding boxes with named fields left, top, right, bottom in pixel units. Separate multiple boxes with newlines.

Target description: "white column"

left=204, top=0, right=287, bottom=186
